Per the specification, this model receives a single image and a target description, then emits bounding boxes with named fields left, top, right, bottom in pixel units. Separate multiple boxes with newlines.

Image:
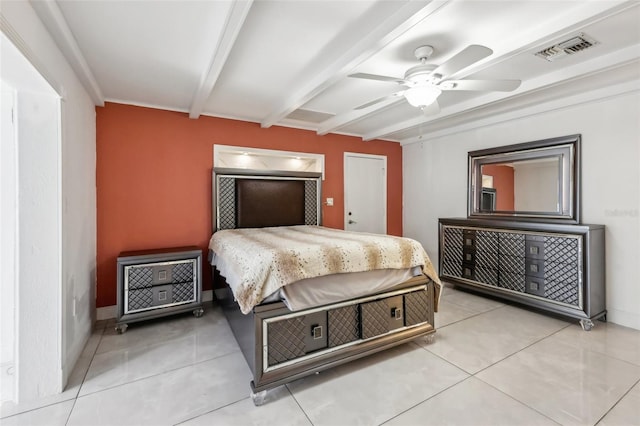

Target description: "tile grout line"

left=286, top=383, right=316, bottom=426
left=472, top=375, right=562, bottom=425
left=392, top=320, right=574, bottom=425
left=467, top=322, right=615, bottom=426
left=435, top=303, right=506, bottom=329
left=65, top=323, right=109, bottom=425
left=377, top=375, right=476, bottom=426
left=73, top=348, right=244, bottom=400
left=593, top=376, right=640, bottom=425
left=171, top=395, right=251, bottom=425
left=1, top=324, right=110, bottom=422
left=467, top=321, right=573, bottom=377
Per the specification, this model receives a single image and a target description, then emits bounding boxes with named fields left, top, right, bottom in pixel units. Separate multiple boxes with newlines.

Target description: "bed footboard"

left=214, top=268, right=436, bottom=401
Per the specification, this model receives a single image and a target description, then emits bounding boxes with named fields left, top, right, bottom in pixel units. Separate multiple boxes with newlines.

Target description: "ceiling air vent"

left=535, top=33, right=599, bottom=62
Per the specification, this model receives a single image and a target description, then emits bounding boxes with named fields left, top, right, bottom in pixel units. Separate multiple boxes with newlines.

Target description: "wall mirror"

left=468, top=134, right=581, bottom=223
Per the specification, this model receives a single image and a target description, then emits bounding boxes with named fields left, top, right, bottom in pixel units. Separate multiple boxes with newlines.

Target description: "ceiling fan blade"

left=349, top=73, right=405, bottom=84
left=442, top=79, right=521, bottom=92
left=433, top=45, right=493, bottom=77
left=354, top=92, right=403, bottom=110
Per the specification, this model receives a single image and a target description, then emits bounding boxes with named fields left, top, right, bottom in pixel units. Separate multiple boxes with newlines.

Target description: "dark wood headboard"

left=212, top=168, right=322, bottom=231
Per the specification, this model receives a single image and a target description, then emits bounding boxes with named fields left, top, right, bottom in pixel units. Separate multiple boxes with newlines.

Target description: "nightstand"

left=115, top=247, right=203, bottom=333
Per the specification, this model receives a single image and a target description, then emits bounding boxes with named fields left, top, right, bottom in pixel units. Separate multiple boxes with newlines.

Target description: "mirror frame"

left=468, top=134, right=581, bottom=223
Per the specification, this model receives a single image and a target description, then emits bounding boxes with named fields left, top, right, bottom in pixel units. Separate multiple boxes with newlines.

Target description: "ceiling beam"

left=365, top=44, right=640, bottom=141
left=259, top=0, right=451, bottom=129
left=30, top=0, right=104, bottom=106
left=189, top=0, right=253, bottom=119
left=361, top=0, right=638, bottom=141
left=317, top=97, right=404, bottom=135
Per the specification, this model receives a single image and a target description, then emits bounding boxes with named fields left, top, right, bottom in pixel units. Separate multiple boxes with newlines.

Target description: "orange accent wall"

left=482, top=164, right=514, bottom=210
left=96, top=102, right=403, bottom=307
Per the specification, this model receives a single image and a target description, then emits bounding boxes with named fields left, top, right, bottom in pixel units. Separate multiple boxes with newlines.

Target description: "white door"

left=344, top=153, right=386, bottom=234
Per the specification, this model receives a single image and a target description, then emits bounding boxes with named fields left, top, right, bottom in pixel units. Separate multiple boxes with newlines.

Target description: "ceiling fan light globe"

left=404, top=85, right=442, bottom=108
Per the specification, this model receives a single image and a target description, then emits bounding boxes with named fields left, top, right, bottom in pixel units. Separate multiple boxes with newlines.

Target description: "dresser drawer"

left=125, top=260, right=195, bottom=290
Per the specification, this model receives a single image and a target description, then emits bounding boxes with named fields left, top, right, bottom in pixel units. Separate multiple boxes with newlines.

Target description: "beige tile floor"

left=2, top=285, right=639, bottom=426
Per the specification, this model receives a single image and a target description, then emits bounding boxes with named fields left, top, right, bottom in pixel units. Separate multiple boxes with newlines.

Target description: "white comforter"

left=209, top=225, right=441, bottom=314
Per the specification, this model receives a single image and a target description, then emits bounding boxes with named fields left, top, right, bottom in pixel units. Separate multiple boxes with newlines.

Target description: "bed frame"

left=211, top=168, right=436, bottom=405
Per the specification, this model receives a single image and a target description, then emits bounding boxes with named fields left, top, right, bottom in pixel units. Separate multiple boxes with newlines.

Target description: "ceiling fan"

left=349, top=44, right=521, bottom=112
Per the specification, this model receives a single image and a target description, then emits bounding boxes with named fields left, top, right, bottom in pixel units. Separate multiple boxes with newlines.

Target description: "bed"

left=209, top=167, right=441, bottom=405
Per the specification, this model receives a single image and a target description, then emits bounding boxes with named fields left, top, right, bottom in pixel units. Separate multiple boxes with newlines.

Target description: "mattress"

left=209, top=225, right=441, bottom=313
left=239, top=263, right=421, bottom=311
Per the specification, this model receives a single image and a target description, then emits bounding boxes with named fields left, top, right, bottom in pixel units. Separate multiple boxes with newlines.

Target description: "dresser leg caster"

left=251, top=390, right=267, bottom=406
left=193, top=308, right=204, bottom=318
left=115, top=324, right=128, bottom=334
left=580, top=319, right=594, bottom=331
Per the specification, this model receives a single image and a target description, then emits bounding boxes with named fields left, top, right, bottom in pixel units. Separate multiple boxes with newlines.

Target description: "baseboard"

left=606, top=308, right=640, bottom=331
left=96, top=305, right=117, bottom=321
left=96, top=290, right=213, bottom=320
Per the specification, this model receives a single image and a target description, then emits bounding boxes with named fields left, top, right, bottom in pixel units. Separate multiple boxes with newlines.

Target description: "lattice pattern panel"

left=171, top=262, right=194, bottom=283
left=127, top=266, right=153, bottom=290
left=172, top=282, right=196, bottom=303
left=474, top=267, right=499, bottom=287
left=216, top=176, right=320, bottom=229
left=499, top=233, right=525, bottom=256
left=404, top=291, right=431, bottom=327
left=304, top=180, right=319, bottom=225
left=441, top=227, right=463, bottom=278
left=476, top=250, right=499, bottom=269
left=476, top=231, right=499, bottom=253
left=544, top=262, right=580, bottom=306
left=544, top=236, right=580, bottom=264
left=361, top=300, right=390, bottom=340
left=499, top=271, right=526, bottom=292
left=328, top=305, right=360, bottom=347
left=217, top=177, right=236, bottom=230
left=127, top=288, right=153, bottom=312
left=499, top=254, right=526, bottom=274
left=267, top=317, right=306, bottom=366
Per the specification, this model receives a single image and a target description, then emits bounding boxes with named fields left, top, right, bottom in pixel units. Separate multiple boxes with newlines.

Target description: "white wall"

left=0, top=82, right=18, bottom=404
left=1, top=1, right=96, bottom=401
left=514, top=161, right=558, bottom=212
left=404, top=91, right=640, bottom=330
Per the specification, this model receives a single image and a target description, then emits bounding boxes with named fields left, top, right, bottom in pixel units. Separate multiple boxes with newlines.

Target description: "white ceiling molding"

left=189, top=0, right=253, bottom=119
left=259, top=0, right=451, bottom=129
left=30, top=0, right=104, bottom=106
left=400, top=78, right=640, bottom=146
left=0, top=13, right=62, bottom=96
left=361, top=2, right=639, bottom=141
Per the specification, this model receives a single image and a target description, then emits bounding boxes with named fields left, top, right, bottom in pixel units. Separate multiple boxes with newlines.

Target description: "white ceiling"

left=32, top=0, right=640, bottom=144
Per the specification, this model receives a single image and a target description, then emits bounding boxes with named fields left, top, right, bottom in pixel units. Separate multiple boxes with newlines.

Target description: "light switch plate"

left=326, top=198, right=334, bottom=206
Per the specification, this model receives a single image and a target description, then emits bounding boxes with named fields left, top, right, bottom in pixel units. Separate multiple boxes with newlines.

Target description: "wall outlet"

left=326, top=198, right=334, bottom=206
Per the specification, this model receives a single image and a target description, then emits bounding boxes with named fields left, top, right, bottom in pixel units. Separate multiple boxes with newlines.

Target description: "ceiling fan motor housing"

left=404, top=64, right=439, bottom=85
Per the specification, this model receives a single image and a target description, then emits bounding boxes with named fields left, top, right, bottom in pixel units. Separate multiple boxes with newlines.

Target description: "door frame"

left=1, top=29, right=64, bottom=403
left=343, top=152, right=387, bottom=234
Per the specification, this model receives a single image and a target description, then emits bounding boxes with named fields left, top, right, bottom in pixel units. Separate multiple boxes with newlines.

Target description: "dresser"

left=439, top=218, right=605, bottom=330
